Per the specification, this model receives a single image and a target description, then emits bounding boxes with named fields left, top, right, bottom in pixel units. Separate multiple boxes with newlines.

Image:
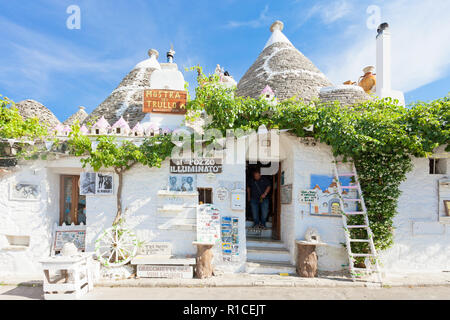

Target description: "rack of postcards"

left=221, top=216, right=240, bottom=262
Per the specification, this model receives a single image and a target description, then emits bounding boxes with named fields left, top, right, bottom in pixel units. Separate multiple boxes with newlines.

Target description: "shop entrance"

left=245, top=161, right=281, bottom=240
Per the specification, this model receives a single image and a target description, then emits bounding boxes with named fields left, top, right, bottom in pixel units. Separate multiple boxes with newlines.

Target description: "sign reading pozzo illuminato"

left=143, top=89, right=187, bottom=114
left=170, top=158, right=223, bottom=174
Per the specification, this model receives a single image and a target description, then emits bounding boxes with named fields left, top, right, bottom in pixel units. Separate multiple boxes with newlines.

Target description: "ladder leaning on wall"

left=332, top=159, right=382, bottom=284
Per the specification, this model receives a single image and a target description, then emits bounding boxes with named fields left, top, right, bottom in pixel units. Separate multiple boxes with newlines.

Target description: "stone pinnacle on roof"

left=236, top=21, right=332, bottom=102
left=63, top=106, right=88, bottom=126
left=84, top=49, right=162, bottom=128
left=14, top=99, right=61, bottom=129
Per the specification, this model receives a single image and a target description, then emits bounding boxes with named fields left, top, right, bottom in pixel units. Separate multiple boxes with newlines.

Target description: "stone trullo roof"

left=236, top=21, right=333, bottom=102
left=14, top=99, right=61, bottom=129
left=83, top=49, right=161, bottom=128
left=63, top=106, right=88, bottom=126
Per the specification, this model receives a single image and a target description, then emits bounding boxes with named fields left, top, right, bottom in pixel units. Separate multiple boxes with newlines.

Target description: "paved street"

left=1, top=285, right=450, bottom=300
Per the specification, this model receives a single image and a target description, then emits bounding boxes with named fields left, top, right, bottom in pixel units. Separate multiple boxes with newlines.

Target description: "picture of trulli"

left=309, top=175, right=357, bottom=215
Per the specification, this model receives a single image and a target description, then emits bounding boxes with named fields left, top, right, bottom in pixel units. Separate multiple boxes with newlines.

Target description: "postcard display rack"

left=221, top=216, right=240, bottom=262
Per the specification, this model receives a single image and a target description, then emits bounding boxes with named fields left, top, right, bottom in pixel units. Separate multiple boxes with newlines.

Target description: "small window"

left=430, top=158, right=447, bottom=174
left=116, top=128, right=121, bottom=134
left=198, top=188, right=213, bottom=204
left=95, top=129, right=100, bottom=135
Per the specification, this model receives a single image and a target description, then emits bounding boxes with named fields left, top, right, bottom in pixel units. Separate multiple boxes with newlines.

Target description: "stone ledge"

left=130, top=256, right=195, bottom=265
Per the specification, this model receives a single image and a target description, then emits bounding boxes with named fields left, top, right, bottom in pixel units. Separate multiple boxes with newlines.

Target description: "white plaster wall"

left=0, top=161, right=59, bottom=277
left=281, top=134, right=348, bottom=272
left=86, top=159, right=247, bottom=273
left=380, top=155, right=450, bottom=273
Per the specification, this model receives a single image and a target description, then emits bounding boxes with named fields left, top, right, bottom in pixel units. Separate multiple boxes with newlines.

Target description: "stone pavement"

left=2, top=284, right=450, bottom=300
left=1, top=271, right=450, bottom=289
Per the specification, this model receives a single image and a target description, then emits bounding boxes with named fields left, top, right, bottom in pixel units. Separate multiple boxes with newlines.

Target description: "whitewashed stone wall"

left=281, top=135, right=348, bottom=271
left=0, top=161, right=58, bottom=277
left=1, top=140, right=448, bottom=277
left=86, top=159, right=247, bottom=273
left=380, top=155, right=450, bottom=273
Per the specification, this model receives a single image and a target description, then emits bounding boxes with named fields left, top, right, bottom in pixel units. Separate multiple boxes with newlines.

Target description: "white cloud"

left=304, top=0, right=352, bottom=25
left=319, top=0, right=450, bottom=93
left=225, top=5, right=271, bottom=29
left=0, top=17, right=137, bottom=100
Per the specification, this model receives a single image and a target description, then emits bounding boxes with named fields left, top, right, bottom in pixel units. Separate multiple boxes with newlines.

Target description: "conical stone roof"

left=14, top=99, right=61, bottom=129
left=84, top=49, right=161, bottom=128
left=63, top=106, right=88, bottom=126
left=236, top=21, right=332, bottom=102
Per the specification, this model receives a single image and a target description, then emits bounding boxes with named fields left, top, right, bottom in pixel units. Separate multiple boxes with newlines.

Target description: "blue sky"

left=0, top=0, right=449, bottom=122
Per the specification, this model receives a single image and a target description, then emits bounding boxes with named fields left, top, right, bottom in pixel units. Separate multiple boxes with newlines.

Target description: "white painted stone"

left=413, top=221, right=445, bottom=235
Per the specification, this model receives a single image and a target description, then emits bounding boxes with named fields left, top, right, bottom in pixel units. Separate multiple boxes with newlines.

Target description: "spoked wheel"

left=95, top=225, right=138, bottom=268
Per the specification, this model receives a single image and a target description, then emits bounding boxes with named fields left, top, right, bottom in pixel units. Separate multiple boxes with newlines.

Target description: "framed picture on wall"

left=96, top=173, right=114, bottom=195
left=80, top=172, right=96, bottom=195
left=10, top=182, right=40, bottom=201
left=168, top=175, right=197, bottom=192
left=280, top=184, right=292, bottom=204
left=80, top=172, right=114, bottom=195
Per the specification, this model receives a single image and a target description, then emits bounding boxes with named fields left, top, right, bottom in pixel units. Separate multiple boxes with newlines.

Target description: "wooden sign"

left=143, top=89, right=187, bottom=114
left=196, top=204, right=221, bottom=244
left=137, top=265, right=193, bottom=279
left=170, top=158, right=223, bottom=174
left=138, top=242, right=172, bottom=256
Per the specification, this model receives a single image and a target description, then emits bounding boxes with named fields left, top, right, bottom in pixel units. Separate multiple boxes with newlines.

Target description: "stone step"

left=246, top=259, right=296, bottom=275
left=246, top=227, right=272, bottom=238
left=246, top=237, right=286, bottom=249
left=246, top=246, right=291, bottom=262
left=245, top=221, right=272, bottom=228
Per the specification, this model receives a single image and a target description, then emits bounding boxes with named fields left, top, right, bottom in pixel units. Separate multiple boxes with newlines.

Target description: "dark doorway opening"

left=246, top=161, right=281, bottom=240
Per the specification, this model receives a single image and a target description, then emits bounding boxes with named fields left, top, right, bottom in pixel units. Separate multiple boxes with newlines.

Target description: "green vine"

left=185, top=70, right=449, bottom=251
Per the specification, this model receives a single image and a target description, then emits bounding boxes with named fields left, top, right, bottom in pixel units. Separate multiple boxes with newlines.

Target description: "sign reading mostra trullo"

left=170, top=158, right=223, bottom=174
left=143, top=89, right=187, bottom=114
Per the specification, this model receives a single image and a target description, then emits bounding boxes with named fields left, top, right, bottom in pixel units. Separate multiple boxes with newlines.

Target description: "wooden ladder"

left=332, top=159, right=382, bottom=284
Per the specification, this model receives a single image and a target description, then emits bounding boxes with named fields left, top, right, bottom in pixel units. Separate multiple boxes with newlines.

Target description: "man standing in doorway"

left=247, top=169, right=271, bottom=229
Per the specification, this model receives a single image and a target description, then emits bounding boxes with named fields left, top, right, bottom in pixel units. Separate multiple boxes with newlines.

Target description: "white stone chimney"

left=376, top=23, right=391, bottom=96
left=375, top=23, right=405, bottom=106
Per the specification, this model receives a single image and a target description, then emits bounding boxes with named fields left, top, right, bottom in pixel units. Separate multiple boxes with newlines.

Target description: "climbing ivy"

left=0, top=95, right=48, bottom=163
left=186, top=69, right=449, bottom=251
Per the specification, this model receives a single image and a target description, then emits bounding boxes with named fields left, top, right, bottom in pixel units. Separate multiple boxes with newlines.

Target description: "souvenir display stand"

left=40, top=253, right=94, bottom=300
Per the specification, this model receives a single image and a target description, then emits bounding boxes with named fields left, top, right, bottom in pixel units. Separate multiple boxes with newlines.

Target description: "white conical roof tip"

left=270, top=21, right=284, bottom=33
left=264, top=20, right=292, bottom=49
